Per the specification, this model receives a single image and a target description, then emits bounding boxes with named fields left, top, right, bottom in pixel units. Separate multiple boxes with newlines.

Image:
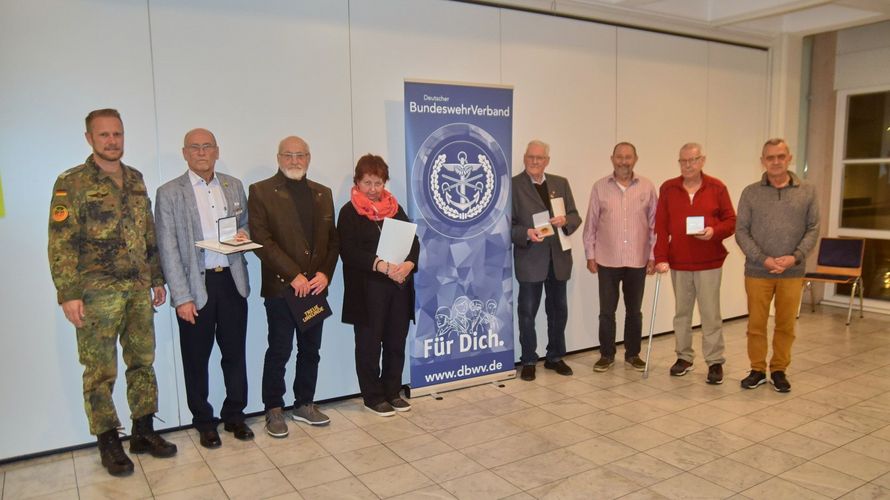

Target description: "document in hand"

left=283, top=291, right=333, bottom=332
left=549, top=197, right=572, bottom=251
left=376, top=217, right=417, bottom=264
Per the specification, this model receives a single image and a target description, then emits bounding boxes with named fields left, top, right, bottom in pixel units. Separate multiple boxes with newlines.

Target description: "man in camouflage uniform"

left=48, top=109, right=177, bottom=477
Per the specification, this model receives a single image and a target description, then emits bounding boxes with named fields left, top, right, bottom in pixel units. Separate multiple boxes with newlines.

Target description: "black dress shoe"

left=520, top=364, right=536, bottom=381
left=199, top=429, right=222, bottom=449
left=223, top=421, right=255, bottom=441
left=544, top=359, right=573, bottom=376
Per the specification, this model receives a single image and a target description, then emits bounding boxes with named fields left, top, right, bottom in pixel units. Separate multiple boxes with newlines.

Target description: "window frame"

left=827, top=85, right=890, bottom=311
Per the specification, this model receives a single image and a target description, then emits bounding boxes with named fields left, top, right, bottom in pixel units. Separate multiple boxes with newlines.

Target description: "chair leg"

left=797, top=281, right=807, bottom=318
left=858, top=276, right=864, bottom=319
left=809, top=281, right=816, bottom=313
left=846, top=280, right=857, bottom=326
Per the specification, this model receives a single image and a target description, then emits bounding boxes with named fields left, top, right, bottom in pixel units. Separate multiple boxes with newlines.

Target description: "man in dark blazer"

left=248, top=136, right=339, bottom=437
left=511, top=140, right=582, bottom=381
left=155, top=128, right=254, bottom=448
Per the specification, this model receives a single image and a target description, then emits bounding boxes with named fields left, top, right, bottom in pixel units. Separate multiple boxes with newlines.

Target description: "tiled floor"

left=3, top=308, right=890, bottom=499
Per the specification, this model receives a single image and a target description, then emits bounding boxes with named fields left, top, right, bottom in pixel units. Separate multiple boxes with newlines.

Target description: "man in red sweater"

left=654, top=143, right=736, bottom=384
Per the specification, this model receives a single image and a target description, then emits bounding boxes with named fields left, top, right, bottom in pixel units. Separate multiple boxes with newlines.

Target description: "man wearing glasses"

left=736, top=138, right=819, bottom=393
left=512, top=139, right=582, bottom=381
left=583, top=142, right=657, bottom=373
left=248, top=136, right=339, bottom=436
left=653, top=143, right=736, bottom=385
left=155, top=128, right=254, bottom=449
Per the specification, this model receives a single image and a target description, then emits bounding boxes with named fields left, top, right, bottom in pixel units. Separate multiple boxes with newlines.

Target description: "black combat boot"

left=97, top=429, right=134, bottom=477
left=129, top=414, right=177, bottom=458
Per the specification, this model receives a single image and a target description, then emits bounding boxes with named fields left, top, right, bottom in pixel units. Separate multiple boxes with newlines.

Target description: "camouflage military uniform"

left=48, top=155, right=165, bottom=435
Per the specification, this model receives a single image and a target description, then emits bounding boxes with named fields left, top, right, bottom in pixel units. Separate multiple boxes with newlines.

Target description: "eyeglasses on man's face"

left=187, top=143, right=217, bottom=154
left=678, top=156, right=703, bottom=166
left=278, top=152, right=310, bottom=161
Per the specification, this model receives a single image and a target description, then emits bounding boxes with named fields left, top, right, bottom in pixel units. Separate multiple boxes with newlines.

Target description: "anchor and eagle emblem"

left=430, top=150, right=495, bottom=221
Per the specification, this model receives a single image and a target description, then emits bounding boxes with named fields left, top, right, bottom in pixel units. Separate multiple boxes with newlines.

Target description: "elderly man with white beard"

left=248, top=136, right=339, bottom=437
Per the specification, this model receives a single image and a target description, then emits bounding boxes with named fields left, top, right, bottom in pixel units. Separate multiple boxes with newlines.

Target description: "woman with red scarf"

left=337, top=154, right=420, bottom=416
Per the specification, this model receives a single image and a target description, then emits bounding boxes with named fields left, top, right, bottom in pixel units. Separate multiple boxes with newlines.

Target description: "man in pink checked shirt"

left=582, top=142, right=657, bottom=373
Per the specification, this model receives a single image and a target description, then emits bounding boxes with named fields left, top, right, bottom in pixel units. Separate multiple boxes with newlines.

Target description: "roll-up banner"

left=404, top=80, right=515, bottom=396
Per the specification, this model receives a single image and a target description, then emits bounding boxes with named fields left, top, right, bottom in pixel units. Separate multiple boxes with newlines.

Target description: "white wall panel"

left=835, top=46, right=890, bottom=90
left=616, top=28, right=710, bottom=342
left=836, top=20, right=890, bottom=55
left=147, top=0, right=353, bottom=422
left=501, top=10, right=617, bottom=355
left=0, top=0, right=169, bottom=458
left=706, top=42, right=769, bottom=320
left=348, top=0, right=502, bottom=201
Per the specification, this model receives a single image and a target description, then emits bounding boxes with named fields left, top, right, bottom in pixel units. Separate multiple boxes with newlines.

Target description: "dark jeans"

left=261, top=295, right=323, bottom=410
left=177, top=269, right=248, bottom=431
left=597, top=265, right=646, bottom=359
left=517, top=263, right=567, bottom=365
left=354, top=279, right=410, bottom=406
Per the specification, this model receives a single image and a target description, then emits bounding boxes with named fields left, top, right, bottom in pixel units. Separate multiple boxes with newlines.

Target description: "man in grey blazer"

left=511, top=140, right=582, bottom=381
left=155, top=128, right=254, bottom=448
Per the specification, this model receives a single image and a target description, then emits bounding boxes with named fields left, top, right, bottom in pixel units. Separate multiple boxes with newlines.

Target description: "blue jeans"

left=597, top=265, right=646, bottom=360
left=261, top=296, right=323, bottom=410
left=517, top=264, right=567, bottom=365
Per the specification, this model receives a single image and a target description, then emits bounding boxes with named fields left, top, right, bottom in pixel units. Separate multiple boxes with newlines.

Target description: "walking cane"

left=642, top=273, right=662, bottom=380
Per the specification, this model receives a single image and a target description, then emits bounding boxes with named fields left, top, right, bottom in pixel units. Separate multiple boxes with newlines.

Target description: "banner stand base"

left=409, top=370, right=516, bottom=399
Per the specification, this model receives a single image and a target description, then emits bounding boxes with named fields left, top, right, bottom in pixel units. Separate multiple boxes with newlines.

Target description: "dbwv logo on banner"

left=412, top=123, right=508, bottom=239
left=430, top=150, right=495, bottom=221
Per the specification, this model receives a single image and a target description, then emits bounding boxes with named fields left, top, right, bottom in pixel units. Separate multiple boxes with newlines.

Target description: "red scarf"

left=350, top=185, right=398, bottom=221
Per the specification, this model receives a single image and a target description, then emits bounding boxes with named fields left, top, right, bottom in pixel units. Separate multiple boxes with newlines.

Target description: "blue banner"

left=404, top=80, right=514, bottom=394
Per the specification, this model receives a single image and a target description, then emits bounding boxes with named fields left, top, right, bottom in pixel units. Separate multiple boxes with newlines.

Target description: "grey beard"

left=280, top=167, right=305, bottom=180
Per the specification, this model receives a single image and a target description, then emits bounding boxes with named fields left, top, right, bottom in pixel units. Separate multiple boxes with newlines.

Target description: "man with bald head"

left=654, top=143, right=736, bottom=384
left=155, top=128, right=253, bottom=448
left=249, top=136, right=339, bottom=437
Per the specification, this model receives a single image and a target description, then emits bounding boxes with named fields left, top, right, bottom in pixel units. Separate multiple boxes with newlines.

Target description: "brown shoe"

left=198, top=429, right=221, bottom=449
left=593, top=356, right=614, bottom=373
left=520, top=364, right=536, bottom=381
left=97, top=429, right=134, bottom=477
left=544, top=360, right=573, bottom=376
left=223, top=421, right=254, bottom=441
left=129, top=414, right=177, bottom=458
left=265, top=408, right=289, bottom=438
left=625, top=356, right=646, bottom=372
left=669, top=359, right=693, bottom=377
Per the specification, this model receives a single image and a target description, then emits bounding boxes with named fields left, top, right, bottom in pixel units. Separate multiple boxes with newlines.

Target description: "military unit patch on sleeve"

left=52, top=205, right=69, bottom=222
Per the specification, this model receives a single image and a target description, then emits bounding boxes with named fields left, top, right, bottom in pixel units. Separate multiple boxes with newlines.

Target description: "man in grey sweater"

left=735, top=138, right=819, bottom=393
